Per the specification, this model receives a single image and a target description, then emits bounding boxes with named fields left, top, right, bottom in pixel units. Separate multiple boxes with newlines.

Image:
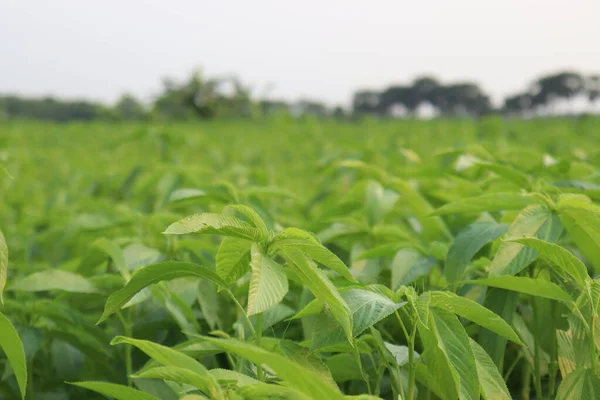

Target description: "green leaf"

left=132, top=366, right=223, bottom=399
left=112, top=336, right=220, bottom=395
left=288, top=298, right=324, bottom=320
left=202, top=336, right=344, bottom=400
left=465, top=276, right=572, bottom=302
left=225, top=204, right=270, bottom=240
left=0, top=229, right=7, bottom=303
left=93, top=237, right=130, bottom=279
left=509, top=237, right=589, bottom=286
left=469, top=338, right=511, bottom=400
left=477, top=161, right=531, bottom=188
left=431, top=192, right=536, bottom=216
left=273, top=237, right=355, bottom=281
left=216, top=237, right=252, bottom=287
left=0, top=312, right=27, bottom=399
left=164, top=213, right=263, bottom=241
left=390, top=178, right=451, bottom=240
left=425, top=291, right=522, bottom=344
left=558, top=195, right=600, bottom=272
left=247, top=244, right=288, bottom=316
left=391, top=248, right=436, bottom=289
left=209, top=368, right=260, bottom=386
left=70, top=381, right=160, bottom=400
left=8, top=270, right=99, bottom=294
left=489, top=205, right=563, bottom=276
left=236, top=383, right=310, bottom=400
left=99, top=261, right=226, bottom=323
left=478, top=289, right=519, bottom=370
left=312, top=289, right=405, bottom=349
left=556, top=368, right=600, bottom=400
left=280, top=247, right=353, bottom=344
left=279, top=340, right=335, bottom=387
left=365, top=180, right=399, bottom=226
left=422, top=308, right=479, bottom=400
left=432, top=308, right=480, bottom=400
left=445, top=222, right=508, bottom=284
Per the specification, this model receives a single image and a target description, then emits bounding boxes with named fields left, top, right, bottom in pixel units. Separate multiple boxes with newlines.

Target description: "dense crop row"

left=1, top=117, right=600, bottom=399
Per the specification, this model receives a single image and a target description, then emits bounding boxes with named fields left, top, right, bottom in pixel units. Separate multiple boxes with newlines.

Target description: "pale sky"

left=1, top=0, right=599, bottom=107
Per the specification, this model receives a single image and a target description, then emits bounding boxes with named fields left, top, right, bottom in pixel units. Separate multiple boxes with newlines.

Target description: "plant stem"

left=548, top=300, right=558, bottom=398
left=352, top=343, right=372, bottom=394
left=407, top=320, right=418, bottom=400
left=117, top=311, right=133, bottom=386
left=225, top=289, right=256, bottom=337
left=256, top=313, right=264, bottom=382
left=532, top=298, right=544, bottom=400
left=503, top=352, right=523, bottom=382
left=395, top=309, right=417, bottom=400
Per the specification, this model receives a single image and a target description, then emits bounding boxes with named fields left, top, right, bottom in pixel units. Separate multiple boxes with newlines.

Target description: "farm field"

left=1, top=117, right=600, bottom=399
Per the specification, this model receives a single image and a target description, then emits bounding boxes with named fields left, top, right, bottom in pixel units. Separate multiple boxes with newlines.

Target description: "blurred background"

left=1, top=0, right=599, bottom=121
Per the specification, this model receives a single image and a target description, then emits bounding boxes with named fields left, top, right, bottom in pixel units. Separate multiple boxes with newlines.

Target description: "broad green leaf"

left=132, top=366, right=224, bottom=399
left=99, top=261, right=227, bottom=323
left=312, top=289, right=405, bottom=349
left=225, top=204, right=270, bottom=240
left=489, top=205, right=562, bottom=276
left=478, top=161, right=531, bottom=188
left=280, top=247, right=353, bottom=344
left=279, top=340, right=335, bottom=386
left=93, top=237, right=130, bottom=279
left=216, top=237, right=252, bottom=287
left=247, top=244, right=288, bottom=316
left=164, top=213, right=263, bottom=241
left=445, top=222, right=508, bottom=283
left=558, top=195, right=600, bottom=272
left=288, top=298, right=324, bottom=320
left=557, top=315, right=591, bottom=377
left=556, top=368, right=600, bottom=400
left=509, top=237, right=589, bottom=286
left=431, top=308, right=480, bottom=400
left=469, top=338, right=511, bottom=400
left=466, top=276, right=572, bottom=302
left=236, top=383, right=310, bottom=400
left=416, top=346, right=459, bottom=400
left=431, top=192, right=536, bottom=216
left=202, top=336, right=344, bottom=400
left=326, top=353, right=364, bottom=382
left=390, top=178, right=451, bottom=240
left=478, top=288, right=519, bottom=370
left=273, top=238, right=355, bottom=281
left=425, top=291, right=522, bottom=344
left=8, top=270, right=99, bottom=294
left=242, top=304, right=295, bottom=335
left=355, top=243, right=404, bottom=260
left=365, top=180, right=399, bottom=226
left=209, top=368, right=260, bottom=386
left=391, top=247, right=436, bottom=289
left=0, top=312, right=27, bottom=399
left=0, top=229, right=6, bottom=303
left=70, top=381, right=160, bottom=400
left=112, top=336, right=220, bottom=395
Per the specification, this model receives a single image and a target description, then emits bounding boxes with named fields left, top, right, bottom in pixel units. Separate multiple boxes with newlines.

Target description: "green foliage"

left=2, top=118, right=600, bottom=400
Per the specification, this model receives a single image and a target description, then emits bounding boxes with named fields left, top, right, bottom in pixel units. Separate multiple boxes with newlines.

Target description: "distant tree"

left=113, top=93, right=147, bottom=120
left=587, top=75, right=600, bottom=102
left=503, top=93, right=532, bottom=115
left=411, top=76, right=441, bottom=105
left=379, top=86, right=418, bottom=116
left=352, top=90, right=380, bottom=115
left=431, top=83, right=491, bottom=117
left=530, top=71, right=585, bottom=113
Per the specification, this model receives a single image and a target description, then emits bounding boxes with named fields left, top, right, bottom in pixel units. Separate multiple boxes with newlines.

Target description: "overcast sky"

left=1, top=0, right=599, bottom=107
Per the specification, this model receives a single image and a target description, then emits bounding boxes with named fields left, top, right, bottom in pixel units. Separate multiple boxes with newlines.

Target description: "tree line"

left=1, top=69, right=599, bottom=122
